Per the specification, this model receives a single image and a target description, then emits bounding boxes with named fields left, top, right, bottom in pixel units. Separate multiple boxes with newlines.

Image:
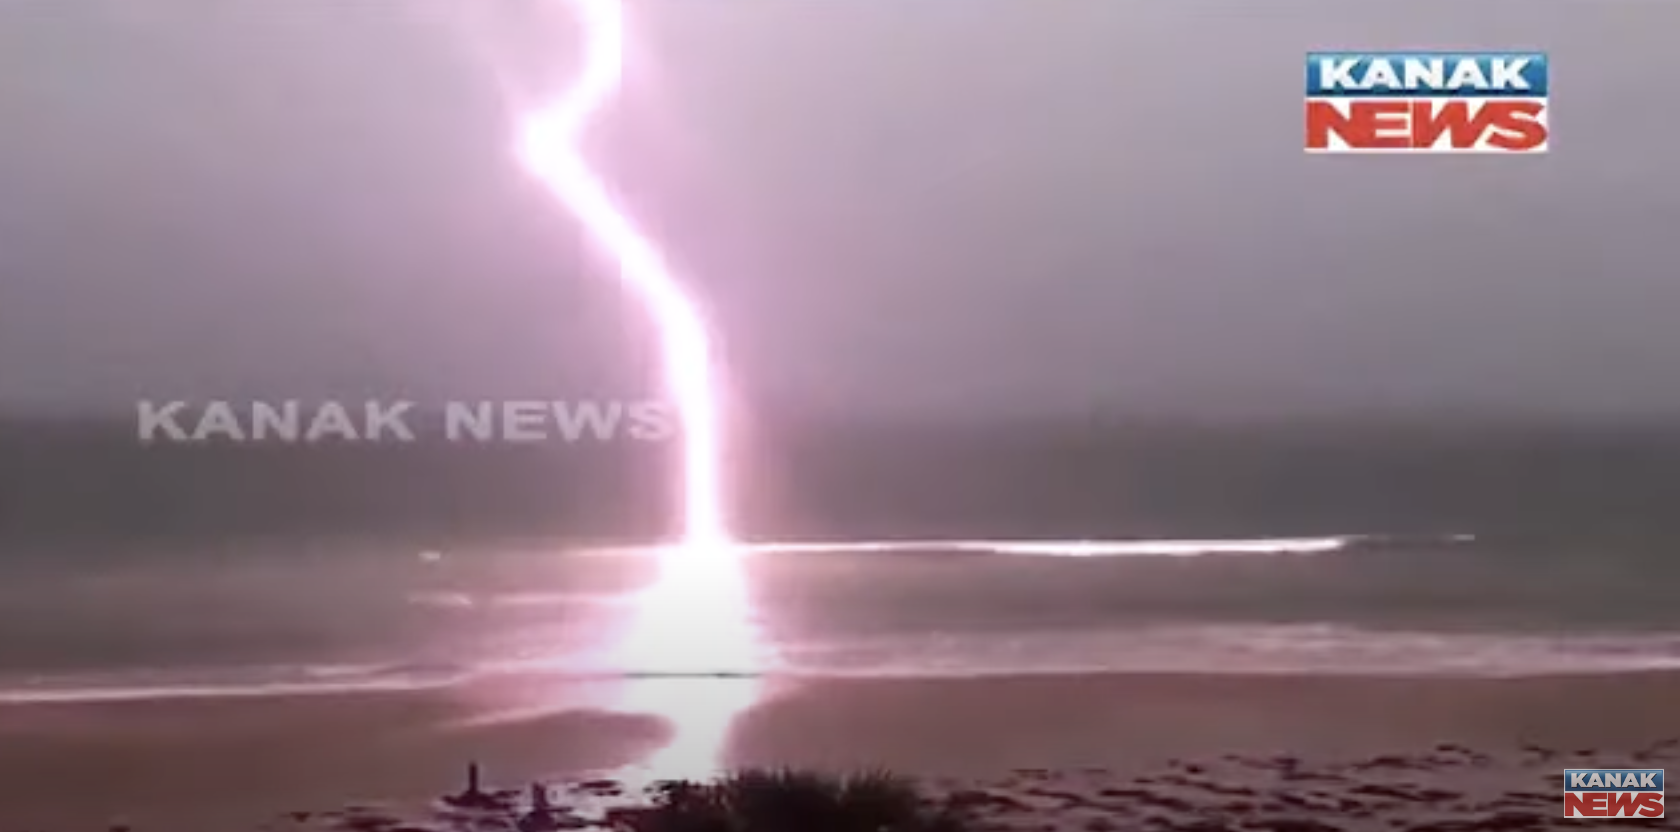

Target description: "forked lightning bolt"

left=517, top=0, right=727, bottom=551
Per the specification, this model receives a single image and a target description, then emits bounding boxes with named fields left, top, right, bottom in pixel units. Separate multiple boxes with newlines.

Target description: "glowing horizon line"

left=585, top=534, right=1365, bottom=558
left=517, top=0, right=726, bottom=550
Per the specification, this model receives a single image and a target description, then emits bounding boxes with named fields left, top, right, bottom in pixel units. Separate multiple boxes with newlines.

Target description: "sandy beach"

left=3, top=670, right=1678, bottom=830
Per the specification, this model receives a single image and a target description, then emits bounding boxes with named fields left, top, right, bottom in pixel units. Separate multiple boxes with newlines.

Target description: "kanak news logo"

left=1563, top=769, right=1664, bottom=818
left=1304, top=51, right=1549, bottom=153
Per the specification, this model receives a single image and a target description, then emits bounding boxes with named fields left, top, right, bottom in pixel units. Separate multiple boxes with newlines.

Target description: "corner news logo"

left=1564, top=769, right=1664, bottom=819
left=1305, top=51, right=1549, bottom=153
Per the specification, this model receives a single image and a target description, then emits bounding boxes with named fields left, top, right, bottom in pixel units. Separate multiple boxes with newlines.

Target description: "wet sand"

left=2, top=671, right=1679, bottom=830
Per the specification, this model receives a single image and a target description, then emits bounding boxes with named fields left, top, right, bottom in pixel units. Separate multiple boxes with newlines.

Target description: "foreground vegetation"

left=618, top=769, right=973, bottom=832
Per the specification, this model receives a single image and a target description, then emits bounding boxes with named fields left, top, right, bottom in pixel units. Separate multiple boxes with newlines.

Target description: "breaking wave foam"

left=590, top=534, right=1388, bottom=559
left=4, top=624, right=1678, bottom=704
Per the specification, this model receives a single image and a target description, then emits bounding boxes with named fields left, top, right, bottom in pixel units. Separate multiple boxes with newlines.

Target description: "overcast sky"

left=0, top=0, right=1675, bottom=420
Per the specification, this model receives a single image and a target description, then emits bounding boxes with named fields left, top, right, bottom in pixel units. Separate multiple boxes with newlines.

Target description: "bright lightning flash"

left=517, top=0, right=725, bottom=552
left=513, top=0, right=763, bottom=778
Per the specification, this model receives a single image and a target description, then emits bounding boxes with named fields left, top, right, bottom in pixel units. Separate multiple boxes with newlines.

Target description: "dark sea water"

left=3, top=418, right=1680, bottom=698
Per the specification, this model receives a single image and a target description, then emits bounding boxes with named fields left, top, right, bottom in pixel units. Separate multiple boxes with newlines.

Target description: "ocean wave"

left=774, top=624, right=1680, bottom=678
left=586, top=533, right=1472, bottom=558
left=406, top=590, right=632, bottom=610
left=0, top=661, right=472, bottom=704
left=4, top=623, right=1678, bottom=704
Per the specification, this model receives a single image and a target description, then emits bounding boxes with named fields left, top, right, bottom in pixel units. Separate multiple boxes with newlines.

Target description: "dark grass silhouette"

left=616, top=769, right=972, bottom=832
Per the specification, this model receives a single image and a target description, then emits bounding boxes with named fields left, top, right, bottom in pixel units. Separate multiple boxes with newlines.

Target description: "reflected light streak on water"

left=609, top=545, right=766, bottom=781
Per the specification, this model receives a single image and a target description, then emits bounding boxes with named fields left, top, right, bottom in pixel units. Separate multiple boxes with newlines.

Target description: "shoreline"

left=3, top=669, right=1678, bottom=829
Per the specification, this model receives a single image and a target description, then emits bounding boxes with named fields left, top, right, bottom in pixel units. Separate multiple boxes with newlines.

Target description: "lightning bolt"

left=517, top=0, right=727, bottom=552
left=511, top=3, right=762, bottom=777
